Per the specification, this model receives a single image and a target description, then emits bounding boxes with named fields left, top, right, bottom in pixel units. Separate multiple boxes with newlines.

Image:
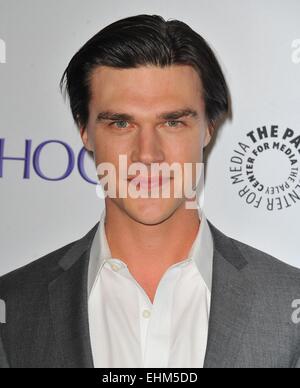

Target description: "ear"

left=80, top=126, right=94, bottom=152
left=204, top=125, right=213, bottom=148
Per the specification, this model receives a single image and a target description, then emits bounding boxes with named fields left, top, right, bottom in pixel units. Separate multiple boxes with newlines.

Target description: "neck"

left=104, top=200, right=201, bottom=276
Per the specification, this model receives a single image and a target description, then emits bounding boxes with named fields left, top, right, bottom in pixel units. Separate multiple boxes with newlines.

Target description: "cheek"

left=93, top=131, right=120, bottom=159
left=169, top=137, right=202, bottom=164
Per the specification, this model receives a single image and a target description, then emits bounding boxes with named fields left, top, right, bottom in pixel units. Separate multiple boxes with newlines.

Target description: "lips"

left=128, top=175, right=171, bottom=190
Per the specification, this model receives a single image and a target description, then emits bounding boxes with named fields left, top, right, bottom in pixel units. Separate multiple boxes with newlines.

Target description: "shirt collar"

left=88, top=208, right=214, bottom=297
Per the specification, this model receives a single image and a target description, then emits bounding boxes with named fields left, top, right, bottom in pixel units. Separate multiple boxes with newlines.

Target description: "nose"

left=131, top=126, right=165, bottom=166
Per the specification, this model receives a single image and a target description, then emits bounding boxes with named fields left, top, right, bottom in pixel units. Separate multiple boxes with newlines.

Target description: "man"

left=0, top=14, right=300, bottom=368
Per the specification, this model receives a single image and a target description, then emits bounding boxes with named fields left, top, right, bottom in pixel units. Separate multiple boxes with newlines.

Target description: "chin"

left=123, top=197, right=182, bottom=226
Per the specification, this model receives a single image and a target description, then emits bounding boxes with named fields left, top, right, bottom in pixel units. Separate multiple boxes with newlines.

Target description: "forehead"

left=88, top=65, right=204, bottom=110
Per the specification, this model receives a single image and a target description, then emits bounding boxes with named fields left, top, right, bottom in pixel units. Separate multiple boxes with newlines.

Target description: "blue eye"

left=109, top=120, right=184, bottom=129
left=110, top=121, right=129, bottom=129
left=166, top=121, right=183, bottom=128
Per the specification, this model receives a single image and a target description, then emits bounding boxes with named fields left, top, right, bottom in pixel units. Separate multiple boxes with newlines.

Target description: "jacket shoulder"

left=0, top=221, right=99, bottom=300
left=0, top=239, right=77, bottom=297
left=231, top=235, right=300, bottom=278
left=208, top=220, right=300, bottom=275
left=208, top=220, right=300, bottom=291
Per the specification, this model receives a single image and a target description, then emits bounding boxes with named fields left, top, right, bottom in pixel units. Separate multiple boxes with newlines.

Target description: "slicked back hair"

left=60, top=14, right=230, bottom=130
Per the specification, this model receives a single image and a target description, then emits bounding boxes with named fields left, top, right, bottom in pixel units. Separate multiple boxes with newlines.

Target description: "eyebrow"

left=96, top=109, right=199, bottom=123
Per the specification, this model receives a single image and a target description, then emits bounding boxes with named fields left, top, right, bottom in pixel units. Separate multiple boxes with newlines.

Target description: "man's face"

left=81, top=64, right=212, bottom=225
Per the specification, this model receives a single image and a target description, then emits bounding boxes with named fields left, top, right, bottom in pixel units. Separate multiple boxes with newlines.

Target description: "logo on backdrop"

left=230, top=125, right=300, bottom=211
left=0, top=138, right=97, bottom=184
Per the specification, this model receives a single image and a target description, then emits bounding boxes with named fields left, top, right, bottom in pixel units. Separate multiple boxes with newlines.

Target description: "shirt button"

left=111, top=263, right=121, bottom=272
left=142, top=309, right=151, bottom=319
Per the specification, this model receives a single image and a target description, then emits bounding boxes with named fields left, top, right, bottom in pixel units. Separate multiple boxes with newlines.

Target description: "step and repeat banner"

left=0, top=0, right=299, bottom=276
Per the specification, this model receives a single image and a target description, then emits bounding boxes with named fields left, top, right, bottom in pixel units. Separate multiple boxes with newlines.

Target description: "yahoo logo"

left=0, top=138, right=97, bottom=184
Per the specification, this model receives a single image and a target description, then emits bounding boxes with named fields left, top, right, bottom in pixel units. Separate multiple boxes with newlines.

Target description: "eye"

left=109, top=121, right=130, bottom=129
left=166, top=121, right=184, bottom=128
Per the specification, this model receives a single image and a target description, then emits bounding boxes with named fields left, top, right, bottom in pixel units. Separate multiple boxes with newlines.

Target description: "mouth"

left=127, top=175, right=172, bottom=190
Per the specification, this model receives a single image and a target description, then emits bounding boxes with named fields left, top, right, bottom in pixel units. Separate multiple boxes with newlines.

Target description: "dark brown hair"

left=60, top=14, right=230, bottom=129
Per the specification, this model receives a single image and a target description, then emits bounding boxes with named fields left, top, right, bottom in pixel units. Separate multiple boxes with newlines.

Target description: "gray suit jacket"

left=0, top=220, right=300, bottom=368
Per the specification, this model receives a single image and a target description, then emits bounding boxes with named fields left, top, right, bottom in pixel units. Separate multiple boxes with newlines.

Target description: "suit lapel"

left=204, top=223, right=256, bottom=368
left=47, top=218, right=255, bottom=368
left=48, top=223, right=99, bottom=368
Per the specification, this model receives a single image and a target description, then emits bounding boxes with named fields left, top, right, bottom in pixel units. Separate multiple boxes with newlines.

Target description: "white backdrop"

left=0, top=0, right=299, bottom=276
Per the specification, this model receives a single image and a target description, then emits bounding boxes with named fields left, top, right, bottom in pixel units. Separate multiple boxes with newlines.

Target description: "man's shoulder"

left=232, top=235, right=300, bottom=279
left=235, top=237, right=300, bottom=305
left=208, top=220, right=300, bottom=291
left=0, top=239, right=77, bottom=297
left=0, top=222, right=99, bottom=296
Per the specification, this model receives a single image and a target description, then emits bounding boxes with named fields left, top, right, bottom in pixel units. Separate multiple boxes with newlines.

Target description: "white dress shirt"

left=88, top=208, right=214, bottom=368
